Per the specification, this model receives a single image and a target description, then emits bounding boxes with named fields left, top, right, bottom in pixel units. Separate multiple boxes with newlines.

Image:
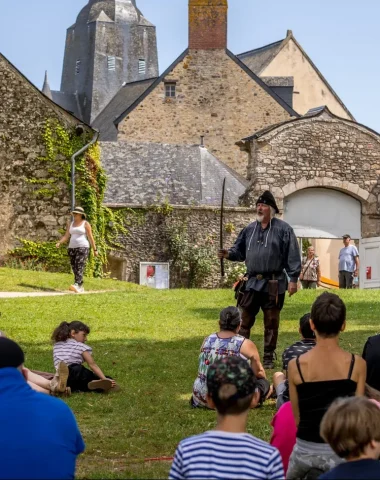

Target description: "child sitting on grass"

left=319, top=396, right=380, bottom=479
left=52, top=321, right=118, bottom=393
left=170, top=356, right=284, bottom=480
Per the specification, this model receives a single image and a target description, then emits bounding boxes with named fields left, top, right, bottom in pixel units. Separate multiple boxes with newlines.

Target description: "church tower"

left=54, top=0, right=158, bottom=124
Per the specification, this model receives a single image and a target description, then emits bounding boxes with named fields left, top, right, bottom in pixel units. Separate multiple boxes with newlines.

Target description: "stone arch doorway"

left=283, top=187, right=361, bottom=239
left=283, top=187, right=362, bottom=284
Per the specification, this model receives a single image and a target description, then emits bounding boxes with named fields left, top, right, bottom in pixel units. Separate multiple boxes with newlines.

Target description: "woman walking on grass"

left=56, top=207, right=98, bottom=293
left=52, top=321, right=118, bottom=393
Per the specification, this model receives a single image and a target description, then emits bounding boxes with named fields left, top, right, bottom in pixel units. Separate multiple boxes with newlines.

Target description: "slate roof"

left=101, top=142, right=249, bottom=207
left=92, top=78, right=156, bottom=141
left=51, top=91, right=81, bottom=119
left=114, top=48, right=299, bottom=127
left=239, top=106, right=379, bottom=143
left=237, top=39, right=284, bottom=74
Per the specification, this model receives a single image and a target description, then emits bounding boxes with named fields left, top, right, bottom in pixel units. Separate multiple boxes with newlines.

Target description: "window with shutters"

left=165, top=82, right=176, bottom=98
left=107, top=56, right=116, bottom=72
left=138, top=59, right=146, bottom=75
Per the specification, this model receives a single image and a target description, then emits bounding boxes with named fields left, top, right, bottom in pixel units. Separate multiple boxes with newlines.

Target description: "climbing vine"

left=8, top=120, right=127, bottom=277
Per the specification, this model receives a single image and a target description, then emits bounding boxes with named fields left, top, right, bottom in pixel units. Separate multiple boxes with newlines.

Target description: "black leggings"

left=68, top=247, right=89, bottom=285
left=68, top=364, right=112, bottom=392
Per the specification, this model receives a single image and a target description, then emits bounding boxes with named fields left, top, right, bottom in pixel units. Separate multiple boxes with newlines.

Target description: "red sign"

left=366, top=267, right=372, bottom=280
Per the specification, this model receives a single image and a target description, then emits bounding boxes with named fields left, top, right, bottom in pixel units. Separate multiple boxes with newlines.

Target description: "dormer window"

left=165, top=82, right=176, bottom=98
left=107, top=56, right=116, bottom=71
left=138, top=59, right=146, bottom=75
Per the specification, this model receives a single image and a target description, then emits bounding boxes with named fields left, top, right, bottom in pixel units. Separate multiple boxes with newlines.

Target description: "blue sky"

left=1, top=0, right=379, bottom=131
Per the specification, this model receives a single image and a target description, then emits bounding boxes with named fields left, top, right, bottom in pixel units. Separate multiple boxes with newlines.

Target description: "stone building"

left=0, top=53, right=93, bottom=255
left=238, top=30, right=354, bottom=120
left=47, top=0, right=158, bottom=125
left=116, top=0, right=298, bottom=177
left=238, top=106, right=380, bottom=284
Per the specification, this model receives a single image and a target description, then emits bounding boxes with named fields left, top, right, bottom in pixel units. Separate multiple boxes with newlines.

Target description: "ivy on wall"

left=8, top=120, right=127, bottom=277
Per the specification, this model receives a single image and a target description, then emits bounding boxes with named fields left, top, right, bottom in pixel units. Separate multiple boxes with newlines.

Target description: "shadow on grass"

left=18, top=283, right=59, bottom=292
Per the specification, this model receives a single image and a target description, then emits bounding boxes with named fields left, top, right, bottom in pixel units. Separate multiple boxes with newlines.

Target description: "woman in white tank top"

left=56, top=207, right=98, bottom=293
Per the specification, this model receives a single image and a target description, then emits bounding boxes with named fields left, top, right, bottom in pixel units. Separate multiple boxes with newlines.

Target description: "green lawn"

left=1, top=268, right=380, bottom=478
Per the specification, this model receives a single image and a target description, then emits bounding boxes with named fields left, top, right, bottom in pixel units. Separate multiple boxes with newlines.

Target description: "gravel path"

left=0, top=291, right=110, bottom=298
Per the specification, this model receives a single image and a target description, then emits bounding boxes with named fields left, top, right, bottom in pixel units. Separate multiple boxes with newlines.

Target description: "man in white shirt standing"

left=338, top=234, right=359, bottom=289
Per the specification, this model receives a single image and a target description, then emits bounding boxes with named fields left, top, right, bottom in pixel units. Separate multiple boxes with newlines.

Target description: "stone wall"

left=0, top=54, right=92, bottom=255
left=118, top=49, right=294, bottom=177
left=241, top=110, right=380, bottom=237
left=106, top=205, right=254, bottom=287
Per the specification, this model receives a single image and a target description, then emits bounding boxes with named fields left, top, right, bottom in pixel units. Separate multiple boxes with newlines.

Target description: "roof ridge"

left=237, top=39, right=284, bottom=58
left=225, top=49, right=299, bottom=117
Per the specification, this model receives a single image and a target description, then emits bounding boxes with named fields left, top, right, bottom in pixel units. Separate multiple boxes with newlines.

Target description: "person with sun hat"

left=56, top=207, right=98, bottom=293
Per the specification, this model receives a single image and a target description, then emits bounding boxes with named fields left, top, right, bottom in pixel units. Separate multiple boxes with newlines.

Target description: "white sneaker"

left=69, top=283, right=80, bottom=293
left=77, top=285, right=84, bottom=294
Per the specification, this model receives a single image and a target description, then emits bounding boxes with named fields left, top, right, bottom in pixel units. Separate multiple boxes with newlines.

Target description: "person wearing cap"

left=170, top=356, right=284, bottom=480
left=0, top=337, right=85, bottom=480
left=56, top=207, right=98, bottom=293
left=218, top=190, right=301, bottom=369
left=338, top=234, right=359, bottom=289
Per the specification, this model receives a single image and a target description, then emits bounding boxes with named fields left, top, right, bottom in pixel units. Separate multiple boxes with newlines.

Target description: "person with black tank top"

left=286, top=292, right=366, bottom=480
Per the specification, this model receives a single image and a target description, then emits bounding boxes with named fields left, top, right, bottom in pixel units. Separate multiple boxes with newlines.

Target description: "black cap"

left=342, top=234, right=351, bottom=239
left=0, top=338, right=25, bottom=369
left=256, top=190, right=279, bottom=214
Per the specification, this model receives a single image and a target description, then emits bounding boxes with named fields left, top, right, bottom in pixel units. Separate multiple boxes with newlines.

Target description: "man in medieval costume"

left=218, top=191, right=301, bottom=369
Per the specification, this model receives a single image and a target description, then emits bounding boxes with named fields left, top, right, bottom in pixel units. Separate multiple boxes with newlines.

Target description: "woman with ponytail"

left=191, top=306, right=270, bottom=408
left=52, top=321, right=118, bottom=393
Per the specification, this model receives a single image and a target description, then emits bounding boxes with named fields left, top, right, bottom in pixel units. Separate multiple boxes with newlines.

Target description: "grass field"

left=1, top=268, right=380, bottom=478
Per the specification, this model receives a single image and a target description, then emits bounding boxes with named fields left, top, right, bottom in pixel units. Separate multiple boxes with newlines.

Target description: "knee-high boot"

left=240, top=308, right=257, bottom=339
left=263, top=309, right=280, bottom=368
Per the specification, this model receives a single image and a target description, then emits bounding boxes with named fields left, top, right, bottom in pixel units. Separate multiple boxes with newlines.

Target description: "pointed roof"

left=95, top=10, right=113, bottom=22
left=114, top=48, right=299, bottom=128
left=238, top=30, right=354, bottom=121
left=0, top=52, right=92, bottom=128
left=239, top=106, right=379, bottom=143
left=92, top=77, right=156, bottom=140
left=237, top=39, right=284, bottom=75
left=41, top=71, right=52, bottom=100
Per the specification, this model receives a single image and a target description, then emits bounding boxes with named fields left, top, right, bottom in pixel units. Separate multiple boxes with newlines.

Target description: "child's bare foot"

left=88, top=379, right=113, bottom=392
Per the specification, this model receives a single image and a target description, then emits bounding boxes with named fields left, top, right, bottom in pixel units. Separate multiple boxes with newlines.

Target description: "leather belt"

left=250, top=272, right=283, bottom=281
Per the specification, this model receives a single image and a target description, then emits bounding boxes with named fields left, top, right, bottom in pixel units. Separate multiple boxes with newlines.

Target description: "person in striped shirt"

left=169, top=356, right=284, bottom=480
left=52, top=321, right=118, bottom=393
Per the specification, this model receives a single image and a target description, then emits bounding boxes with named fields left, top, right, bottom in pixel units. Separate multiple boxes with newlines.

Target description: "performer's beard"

left=256, top=214, right=264, bottom=223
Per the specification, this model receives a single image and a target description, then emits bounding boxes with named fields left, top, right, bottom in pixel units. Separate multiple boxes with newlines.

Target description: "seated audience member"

left=273, top=313, right=316, bottom=409
left=270, top=402, right=296, bottom=475
left=191, top=306, right=271, bottom=409
left=286, top=292, right=367, bottom=480
left=170, top=356, right=284, bottom=480
left=319, top=397, right=380, bottom=479
left=362, top=334, right=380, bottom=391
left=52, top=321, right=118, bottom=393
left=0, top=337, right=84, bottom=480
left=0, top=330, right=70, bottom=396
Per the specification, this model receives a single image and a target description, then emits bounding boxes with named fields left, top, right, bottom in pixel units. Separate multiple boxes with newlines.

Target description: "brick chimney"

left=189, top=0, right=228, bottom=50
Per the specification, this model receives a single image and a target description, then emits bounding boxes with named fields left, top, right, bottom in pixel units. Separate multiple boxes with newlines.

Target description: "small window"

left=138, top=59, right=146, bottom=75
left=107, top=56, right=116, bottom=71
left=75, top=60, right=81, bottom=75
left=165, top=82, right=176, bottom=98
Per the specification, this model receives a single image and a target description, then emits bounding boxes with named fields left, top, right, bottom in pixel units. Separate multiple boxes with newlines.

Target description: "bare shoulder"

left=354, top=354, right=366, bottom=370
